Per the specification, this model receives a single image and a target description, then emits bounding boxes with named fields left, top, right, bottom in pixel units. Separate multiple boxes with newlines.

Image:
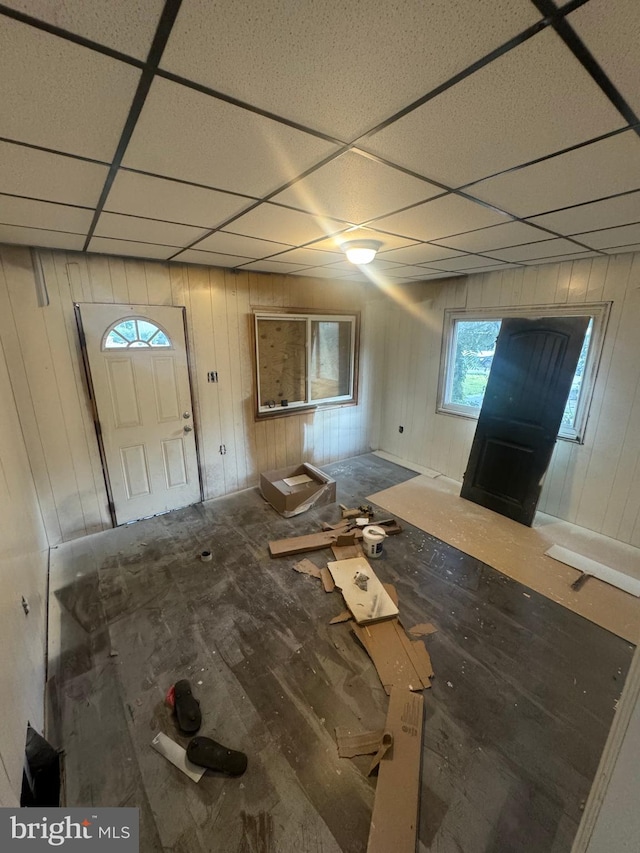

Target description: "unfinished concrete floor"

left=46, top=454, right=635, bottom=852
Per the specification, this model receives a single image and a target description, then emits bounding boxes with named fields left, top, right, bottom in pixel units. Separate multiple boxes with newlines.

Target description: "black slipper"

left=173, top=680, right=201, bottom=734
left=186, top=736, right=248, bottom=777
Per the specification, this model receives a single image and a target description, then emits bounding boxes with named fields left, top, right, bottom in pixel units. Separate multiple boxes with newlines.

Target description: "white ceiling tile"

left=573, top=223, right=640, bottom=250
left=226, top=204, right=339, bottom=246
left=526, top=192, right=640, bottom=235
left=383, top=265, right=445, bottom=278
left=434, top=220, right=553, bottom=253
left=363, top=28, right=624, bottom=186
left=469, top=131, right=640, bottom=217
left=162, top=0, right=540, bottom=140
left=94, top=212, right=207, bottom=247
left=239, top=259, right=309, bottom=274
left=461, top=263, right=524, bottom=273
left=325, top=258, right=403, bottom=274
left=0, top=224, right=85, bottom=250
left=488, top=238, right=588, bottom=262
left=310, top=227, right=417, bottom=253
left=374, top=195, right=512, bottom=242
left=172, top=249, right=253, bottom=267
left=88, top=237, right=176, bottom=260
left=2, top=0, right=165, bottom=60
left=424, top=254, right=509, bottom=271
left=0, top=142, right=108, bottom=206
left=377, top=243, right=464, bottom=264
left=521, top=251, right=601, bottom=266
left=295, top=266, right=350, bottom=280
left=195, top=231, right=292, bottom=257
left=602, top=243, right=640, bottom=255
left=350, top=270, right=462, bottom=282
left=269, top=247, right=344, bottom=266
left=0, top=17, right=141, bottom=160
left=570, top=0, right=640, bottom=117
left=272, top=151, right=441, bottom=223
left=105, top=171, right=251, bottom=228
left=122, top=77, right=338, bottom=197
left=0, top=195, right=92, bottom=233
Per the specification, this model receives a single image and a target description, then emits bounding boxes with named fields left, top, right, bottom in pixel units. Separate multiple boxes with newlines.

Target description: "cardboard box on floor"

left=260, top=462, right=336, bottom=518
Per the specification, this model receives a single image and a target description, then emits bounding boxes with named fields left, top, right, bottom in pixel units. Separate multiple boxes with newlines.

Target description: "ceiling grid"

left=0, top=0, right=638, bottom=280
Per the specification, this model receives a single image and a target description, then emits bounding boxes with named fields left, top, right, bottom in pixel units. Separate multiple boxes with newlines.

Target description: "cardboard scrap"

left=408, top=622, right=438, bottom=637
left=328, top=556, right=399, bottom=624
left=293, top=558, right=322, bottom=579
left=367, top=689, right=424, bottom=853
left=269, top=519, right=402, bottom=558
left=368, top=731, right=393, bottom=776
left=335, top=727, right=385, bottom=758
left=329, top=610, right=352, bottom=624
left=351, top=617, right=434, bottom=694
left=331, top=541, right=365, bottom=560
left=320, top=567, right=335, bottom=593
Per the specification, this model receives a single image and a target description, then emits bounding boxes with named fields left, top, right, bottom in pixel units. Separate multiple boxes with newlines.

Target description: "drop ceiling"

left=0, top=0, right=639, bottom=284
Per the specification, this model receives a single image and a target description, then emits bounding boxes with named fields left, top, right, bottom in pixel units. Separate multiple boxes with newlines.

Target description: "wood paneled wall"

left=374, top=253, right=640, bottom=547
left=0, top=309, right=48, bottom=803
left=0, top=245, right=379, bottom=545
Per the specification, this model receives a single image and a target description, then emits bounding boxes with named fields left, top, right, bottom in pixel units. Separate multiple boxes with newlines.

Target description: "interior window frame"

left=437, top=302, right=611, bottom=444
left=253, top=308, right=359, bottom=419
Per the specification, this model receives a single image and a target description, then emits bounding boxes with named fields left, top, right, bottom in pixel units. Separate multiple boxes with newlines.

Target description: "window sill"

left=255, top=399, right=357, bottom=421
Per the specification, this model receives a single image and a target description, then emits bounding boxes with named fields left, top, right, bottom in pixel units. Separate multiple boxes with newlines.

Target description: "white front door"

left=78, top=303, right=201, bottom=525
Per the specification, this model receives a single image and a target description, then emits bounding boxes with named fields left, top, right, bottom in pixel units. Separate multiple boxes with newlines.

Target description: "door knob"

left=184, top=425, right=193, bottom=432
left=183, top=412, right=191, bottom=419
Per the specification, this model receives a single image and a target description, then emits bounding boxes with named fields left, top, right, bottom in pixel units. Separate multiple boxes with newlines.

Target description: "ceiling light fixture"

left=342, top=239, right=382, bottom=265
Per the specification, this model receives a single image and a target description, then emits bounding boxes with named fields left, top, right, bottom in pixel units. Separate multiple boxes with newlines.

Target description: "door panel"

left=461, top=316, right=589, bottom=526
left=78, top=303, right=201, bottom=524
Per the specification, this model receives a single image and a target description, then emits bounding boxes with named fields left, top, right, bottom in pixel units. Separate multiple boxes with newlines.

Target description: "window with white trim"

left=103, top=318, right=171, bottom=349
left=438, top=303, right=610, bottom=442
left=254, top=311, right=358, bottom=414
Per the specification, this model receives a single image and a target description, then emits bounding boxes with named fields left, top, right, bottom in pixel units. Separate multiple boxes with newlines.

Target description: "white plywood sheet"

left=327, top=556, right=399, bottom=624
left=546, top=545, right=640, bottom=598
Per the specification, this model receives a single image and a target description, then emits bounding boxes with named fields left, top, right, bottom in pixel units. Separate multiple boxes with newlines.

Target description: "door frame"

left=74, top=302, right=204, bottom=527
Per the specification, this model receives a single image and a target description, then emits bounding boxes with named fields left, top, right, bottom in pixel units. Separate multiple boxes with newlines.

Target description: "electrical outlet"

left=399, top=425, right=404, bottom=434
left=207, top=371, right=219, bottom=383
left=219, top=444, right=227, bottom=455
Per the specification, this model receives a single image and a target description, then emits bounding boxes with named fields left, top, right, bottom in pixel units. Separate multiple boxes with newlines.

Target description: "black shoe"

left=173, top=680, right=201, bottom=734
left=187, top=736, right=247, bottom=776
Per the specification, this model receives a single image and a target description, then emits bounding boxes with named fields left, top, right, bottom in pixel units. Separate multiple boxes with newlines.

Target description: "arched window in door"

left=102, top=318, right=172, bottom=350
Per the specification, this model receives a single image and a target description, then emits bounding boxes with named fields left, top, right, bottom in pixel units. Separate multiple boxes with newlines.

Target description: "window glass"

left=103, top=319, right=171, bottom=350
left=310, top=320, right=352, bottom=401
left=255, top=312, right=357, bottom=413
left=440, top=306, right=608, bottom=442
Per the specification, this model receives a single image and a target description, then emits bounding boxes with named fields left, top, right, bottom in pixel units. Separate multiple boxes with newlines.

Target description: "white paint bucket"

left=362, top=525, right=386, bottom=559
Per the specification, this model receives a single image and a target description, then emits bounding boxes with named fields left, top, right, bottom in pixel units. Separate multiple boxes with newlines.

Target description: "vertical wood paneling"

left=375, top=252, right=640, bottom=546
left=0, top=245, right=378, bottom=542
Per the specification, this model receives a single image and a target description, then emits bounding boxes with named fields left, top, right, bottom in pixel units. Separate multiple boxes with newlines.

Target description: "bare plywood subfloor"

left=369, top=474, right=640, bottom=644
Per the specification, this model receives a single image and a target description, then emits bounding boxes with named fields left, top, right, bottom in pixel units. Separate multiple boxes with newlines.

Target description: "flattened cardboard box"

left=260, top=462, right=336, bottom=517
left=367, top=688, right=424, bottom=853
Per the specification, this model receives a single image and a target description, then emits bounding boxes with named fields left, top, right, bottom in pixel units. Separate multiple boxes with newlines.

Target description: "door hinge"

left=219, top=444, right=227, bottom=455
left=208, top=371, right=219, bottom=383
